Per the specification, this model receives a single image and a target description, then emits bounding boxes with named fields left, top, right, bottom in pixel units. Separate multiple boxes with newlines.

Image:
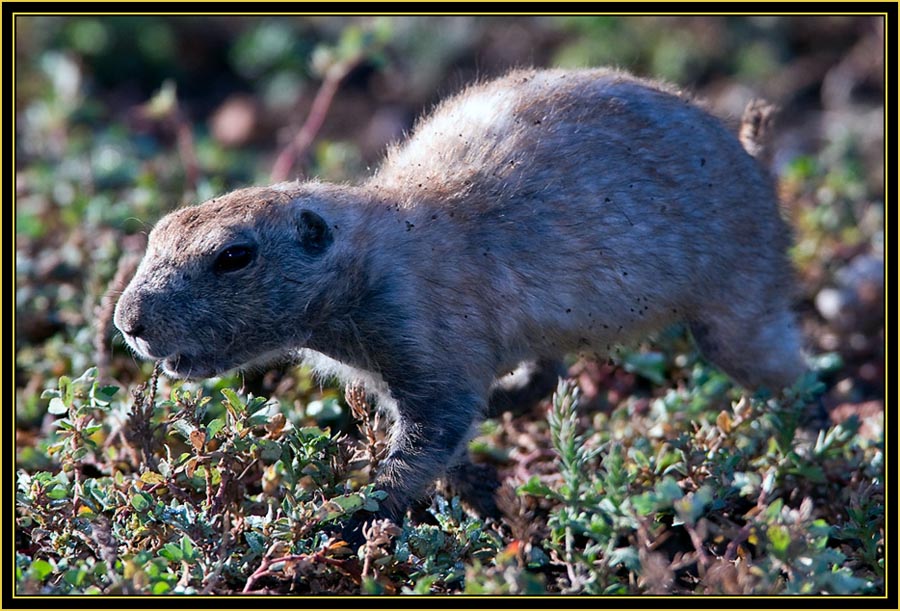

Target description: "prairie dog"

left=114, top=68, right=805, bottom=523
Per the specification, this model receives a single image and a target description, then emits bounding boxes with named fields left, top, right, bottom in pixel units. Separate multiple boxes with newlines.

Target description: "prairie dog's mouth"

left=160, top=348, right=296, bottom=380
left=121, top=335, right=164, bottom=361
left=161, top=354, right=221, bottom=380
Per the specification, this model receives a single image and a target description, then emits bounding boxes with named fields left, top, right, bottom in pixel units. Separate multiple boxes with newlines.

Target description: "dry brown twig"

left=242, top=545, right=352, bottom=594
left=120, top=362, right=162, bottom=471
left=94, top=249, right=143, bottom=382
left=270, top=58, right=363, bottom=183
left=346, top=382, right=386, bottom=473
left=148, top=82, right=200, bottom=191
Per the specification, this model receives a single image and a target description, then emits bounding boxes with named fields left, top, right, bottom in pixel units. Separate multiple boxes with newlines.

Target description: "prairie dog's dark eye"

left=213, top=245, right=256, bottom=274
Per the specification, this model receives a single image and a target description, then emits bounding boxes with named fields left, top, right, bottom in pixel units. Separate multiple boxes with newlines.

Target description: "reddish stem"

left=242, top=552, right=346, bottom=593
left=270, top=61, right=359, bottom=183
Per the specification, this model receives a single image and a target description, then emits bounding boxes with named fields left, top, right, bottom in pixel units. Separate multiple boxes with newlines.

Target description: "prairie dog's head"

left=114, top=182, right=347, bottom=379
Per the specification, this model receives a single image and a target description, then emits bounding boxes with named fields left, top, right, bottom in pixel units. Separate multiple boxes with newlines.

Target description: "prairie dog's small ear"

left=297, top=209, right=333, bottom=254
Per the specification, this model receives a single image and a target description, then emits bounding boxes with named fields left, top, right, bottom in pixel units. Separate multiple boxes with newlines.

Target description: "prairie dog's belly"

left=296, top=349, right=399, bottom=420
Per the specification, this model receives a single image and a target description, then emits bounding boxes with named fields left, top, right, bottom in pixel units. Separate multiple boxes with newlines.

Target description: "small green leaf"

left=621, top=351, right=667, bottom=385
left=170, top=419, right=195, bottom=440
left=151, top=580, right=172, bottom=594
left=180, top=536, right=195, bottom=561
left=46, top=486, right=69, bottom=500
left=55, top=418, right=75, bottom=430
left=60, top=376, right=73, bottom=406
left=93, top=385, right=120, bottom=404
left=221, top=388, right=244, bottom=413
left=247, top=396, right=269, bottom=412
left=247, top=405, right=272, bottom=428
left=73, top=367, right=98, bottom=385
left=48, top=397, right=68, bottom=415
left=332, top=494, right=364, bottom=512
left=245, top=531, right=266, bottom=554
left=63, top=568, right=87, bottom=587
left=316, top=495, right=365, bottom=521
left=140, top=471, right=166, bottom=485
left=518, top=476, right=558, bottom=500
left=764, top=497, right=784, bottom=521
left=768, top=524, right=791, bottom=557
left=631, top=449, right=650, bottom=469
left=361, top=576, right=384, bottom=595
left=206, top=418, right=225, bottom=440
left=131, top=491, right=153, bottom=512
left=84, top=424, right=104, bottom=436
left=159, top=543, right=183, bottom=563
left=630, top=493, right=657, bottom=516
left=30, top=559, right=54, bottom=581
left=656, top=476, right=684, bottom=504
left=675, top=486, right=712, bottom=526
left=258, top=439, right=283, bottom=462
left=607, top=546, right=641, bottom=571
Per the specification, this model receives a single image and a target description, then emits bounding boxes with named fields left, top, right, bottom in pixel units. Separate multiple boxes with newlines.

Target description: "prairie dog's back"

left=371, top=68, right=758, bottom=208
left=365, top=68, right=792, bottom=367
left=369, top=67, right=786, bottom=266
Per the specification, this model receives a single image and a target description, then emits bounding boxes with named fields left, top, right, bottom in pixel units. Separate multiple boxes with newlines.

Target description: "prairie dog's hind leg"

left=689, top=303, right=806, bottom=393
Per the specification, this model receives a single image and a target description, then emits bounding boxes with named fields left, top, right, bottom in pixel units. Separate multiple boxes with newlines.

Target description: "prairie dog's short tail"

left=739, top=99, right=778, bottom=162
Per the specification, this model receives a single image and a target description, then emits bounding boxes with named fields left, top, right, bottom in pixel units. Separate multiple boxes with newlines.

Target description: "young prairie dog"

left=114, top=68, right=805, bottom=524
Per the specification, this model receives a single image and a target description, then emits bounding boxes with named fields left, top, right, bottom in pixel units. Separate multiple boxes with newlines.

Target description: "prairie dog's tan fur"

left=115, top=68, right=805, bottom=524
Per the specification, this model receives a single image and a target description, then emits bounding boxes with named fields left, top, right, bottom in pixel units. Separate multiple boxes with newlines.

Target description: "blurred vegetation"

left=14, top=15, right=885, bottom=596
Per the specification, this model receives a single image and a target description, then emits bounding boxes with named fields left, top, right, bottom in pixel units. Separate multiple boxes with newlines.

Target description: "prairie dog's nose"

left=120, top=320, right=146, bottom=338
left=114, top=292, right=147, bottom=338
